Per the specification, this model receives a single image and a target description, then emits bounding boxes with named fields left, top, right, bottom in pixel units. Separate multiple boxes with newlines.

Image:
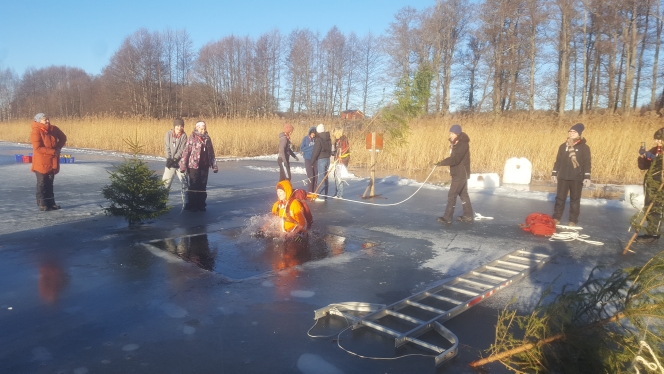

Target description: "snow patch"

left=290, top=290, right=315, bottom=298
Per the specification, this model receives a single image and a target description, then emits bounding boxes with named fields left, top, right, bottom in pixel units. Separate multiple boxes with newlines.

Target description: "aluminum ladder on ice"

left=313, top=248, right=552, bottom=367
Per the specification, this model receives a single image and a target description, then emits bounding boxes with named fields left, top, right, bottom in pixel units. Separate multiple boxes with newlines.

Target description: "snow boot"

left=635, top=235, right=660, bottom=243
left=437, top=216, right=452, bottom=224
left=457, top=216, right=474, bottom=223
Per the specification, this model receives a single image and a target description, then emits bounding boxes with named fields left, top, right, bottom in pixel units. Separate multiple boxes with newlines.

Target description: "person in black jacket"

left=311, top=123, right=332, bottom=201
left=278, top=123, right=299, bottom=181
left=635, top=127, right=664, bottom=243
left=435, top=124, right=473, bottom=223
left=551, top=123, right=592, bottom=226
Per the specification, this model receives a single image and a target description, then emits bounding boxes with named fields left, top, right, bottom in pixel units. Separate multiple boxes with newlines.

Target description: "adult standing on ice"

left=162, top=118, right=189, bottom=209
left=634, top=127, right=664, bottom=243
left=30, top=113, right=67, bottom=211
left=300, top=126, right=317, bottom=193
left=434, top=124, right=473, bottom=223
left=179, top=121, right=218, bottom=212
left=278, top=123, right=299, bottom=181
left=311, top=123, right=332, bottom=201
left=551, top=123, right=592, bottom=227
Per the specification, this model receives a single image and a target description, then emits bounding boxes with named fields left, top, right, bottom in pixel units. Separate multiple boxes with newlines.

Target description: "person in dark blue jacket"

left=300, top=127, right=317, bottom=193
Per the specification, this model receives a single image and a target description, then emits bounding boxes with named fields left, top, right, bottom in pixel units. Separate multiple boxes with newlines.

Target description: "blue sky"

left=1, top=0, right=433, bottom=77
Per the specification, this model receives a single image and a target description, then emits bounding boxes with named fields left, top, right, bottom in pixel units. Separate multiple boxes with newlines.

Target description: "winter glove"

left=551, top=175, right=558, bottom=184
left=173, top=157, right=180, bottom=167
left=583, top=179, right=591, bottom=188
left=639, top=146, right=646, bottom=155
left=213, top=165, right=219, bottom=174
left=435, top=161, right=444, bottom=167
left=166, top=158, right=174, bottom=168
left=645, top=151, right=656, bottom=160
left=293, top=156, right=299, bottom=162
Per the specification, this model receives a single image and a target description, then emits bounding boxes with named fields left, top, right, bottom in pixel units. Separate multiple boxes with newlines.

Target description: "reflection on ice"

left=146, top=221, right=370, bottom=280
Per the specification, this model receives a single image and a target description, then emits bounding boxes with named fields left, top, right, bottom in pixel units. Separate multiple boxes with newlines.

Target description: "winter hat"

left=449, top=124, right=462, bottom=135
left=654, top=127, right=664, bottom=140
left=308, top=127, right=317, bottom=135
left=173, top=118, right=184, bottom=128
left=34, top=113, right=46, bottom=122
left=570, top=123, right=584, bottom=136
left=316, top=124, right=325, bottom=133
left=283, top=123, right=294, bottom=134
left=195, top=121, right=206, bottom=130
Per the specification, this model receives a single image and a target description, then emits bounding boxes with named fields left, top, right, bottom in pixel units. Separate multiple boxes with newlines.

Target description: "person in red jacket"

left=30, top=113, right=67, bottom=211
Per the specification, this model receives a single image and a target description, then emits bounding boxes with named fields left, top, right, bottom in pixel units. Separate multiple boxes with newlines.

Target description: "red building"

left=341, top=109, right=364, bottom=120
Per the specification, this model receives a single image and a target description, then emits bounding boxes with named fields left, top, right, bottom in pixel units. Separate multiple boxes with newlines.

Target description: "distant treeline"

left=1, top=0, right=663, bottom=121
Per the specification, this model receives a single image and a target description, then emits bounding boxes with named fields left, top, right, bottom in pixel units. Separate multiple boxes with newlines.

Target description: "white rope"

left=633, top=340, right=664, bottom=373
left=306, top=307, right=436, bottom=361
left=549, top=231, right=604, bottom=245
left=313, top=165, right=440, bottom=207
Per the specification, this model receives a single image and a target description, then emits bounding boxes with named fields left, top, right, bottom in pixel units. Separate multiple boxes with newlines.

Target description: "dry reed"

left=2, top=112, right=662, bottom=185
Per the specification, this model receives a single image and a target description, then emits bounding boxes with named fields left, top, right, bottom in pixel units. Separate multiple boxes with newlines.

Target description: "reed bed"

left=2, top=112, right=662, bottom=185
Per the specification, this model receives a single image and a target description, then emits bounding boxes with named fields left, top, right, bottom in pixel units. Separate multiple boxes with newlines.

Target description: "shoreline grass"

left=1, top=113, right=659, bottom=185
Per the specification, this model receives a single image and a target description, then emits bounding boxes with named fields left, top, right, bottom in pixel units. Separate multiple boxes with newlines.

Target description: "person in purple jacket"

left=179, top=121, right=218, bottom=212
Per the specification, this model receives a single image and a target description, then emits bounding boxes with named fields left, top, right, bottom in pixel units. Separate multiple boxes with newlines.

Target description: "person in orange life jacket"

left=278, top=123, right=299, bottom=181
left=551, top=123, right=592, bottom=226
left=311, top=123, right=332, bottom=201
left=271, top=180, right=308, bottom=241
left=635, top=127, right=664, bottom=243
left=30, top=113, right=67, bottom=211
left=434, top=124, right=473, bottom=224
left=332, top=127, right=350, bottom=198
left=163, top=118, right=189, bottom=208
left=300, top=127, right=317, bottom=193
left=179, top=121, right=218, bottom=212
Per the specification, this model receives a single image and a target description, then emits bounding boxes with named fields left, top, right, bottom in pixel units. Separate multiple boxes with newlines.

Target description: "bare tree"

left=0, top=68, right=18, bottom=121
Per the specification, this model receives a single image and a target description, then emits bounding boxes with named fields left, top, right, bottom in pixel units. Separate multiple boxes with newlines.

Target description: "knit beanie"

left=316, top=124, right=325, bottom=133
left=284, top=123, right=294, bottom=134
left=34, top=113, right=46, bottom=122
left=173, top=118, right=184, bottom=128
left=654, top=127, right=664, bottom=140
left=449, top=124, right=462, bottom=134
left=570, top=123, right=584, bottom=136
left=195, top=121, right=206, bottom=130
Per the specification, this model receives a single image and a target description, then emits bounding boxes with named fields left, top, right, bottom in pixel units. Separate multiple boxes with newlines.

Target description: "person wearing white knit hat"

left=179, top=121, right=218, bottom=212
left=311, top=123, right=332, bottom=201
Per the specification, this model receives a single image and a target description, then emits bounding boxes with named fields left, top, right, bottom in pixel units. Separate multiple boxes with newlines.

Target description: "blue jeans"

left=316, top=158, right=330, bottom=198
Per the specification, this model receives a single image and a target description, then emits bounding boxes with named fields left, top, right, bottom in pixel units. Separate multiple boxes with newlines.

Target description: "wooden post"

left=363, top=132, right=376, bottom=198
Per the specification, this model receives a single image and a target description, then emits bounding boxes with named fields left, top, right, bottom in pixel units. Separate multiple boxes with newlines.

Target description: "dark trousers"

left=304, top=158, right=317, bottom=193
left=553, top=179, right=583, bottom=223
left=187, top=168, right=209, bottom=210
left=35, top=171, right=55, bottom=207
left=443, top=177, right=473, bottom=220
left=278, top=157, right=291, bottom=181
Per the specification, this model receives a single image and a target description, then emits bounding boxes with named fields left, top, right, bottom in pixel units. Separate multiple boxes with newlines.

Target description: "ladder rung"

left=442, top=284, right=479, bottom=296
left=485, top=265, right=520, bottom=275
left=508, top=255, right=544, bottom=263
left=386, top=310, right=425, bottom=325
left=471, top=271, right=508, bottom=282
left=517, top=250, right=549, bottom=258
left=361, top=320, right=401, bottom=337
left=405, top=336, right=444, bottom=354
left=496, top=260, right=529, bottom=269
left=407, top=300, right=446, bottom=314
left=425, top=292, right=463, bottom=305
left=457, top=277, right=496, bottom=288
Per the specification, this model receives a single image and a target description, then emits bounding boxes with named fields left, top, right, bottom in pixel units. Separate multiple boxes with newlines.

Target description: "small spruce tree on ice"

left=101, top=136, right=170, bottom=225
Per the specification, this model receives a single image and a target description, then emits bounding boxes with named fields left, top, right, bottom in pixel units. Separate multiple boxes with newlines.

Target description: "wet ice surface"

left=0, top=141, right=658, bottom=374
left=145, top=222, right=373, bottom=280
